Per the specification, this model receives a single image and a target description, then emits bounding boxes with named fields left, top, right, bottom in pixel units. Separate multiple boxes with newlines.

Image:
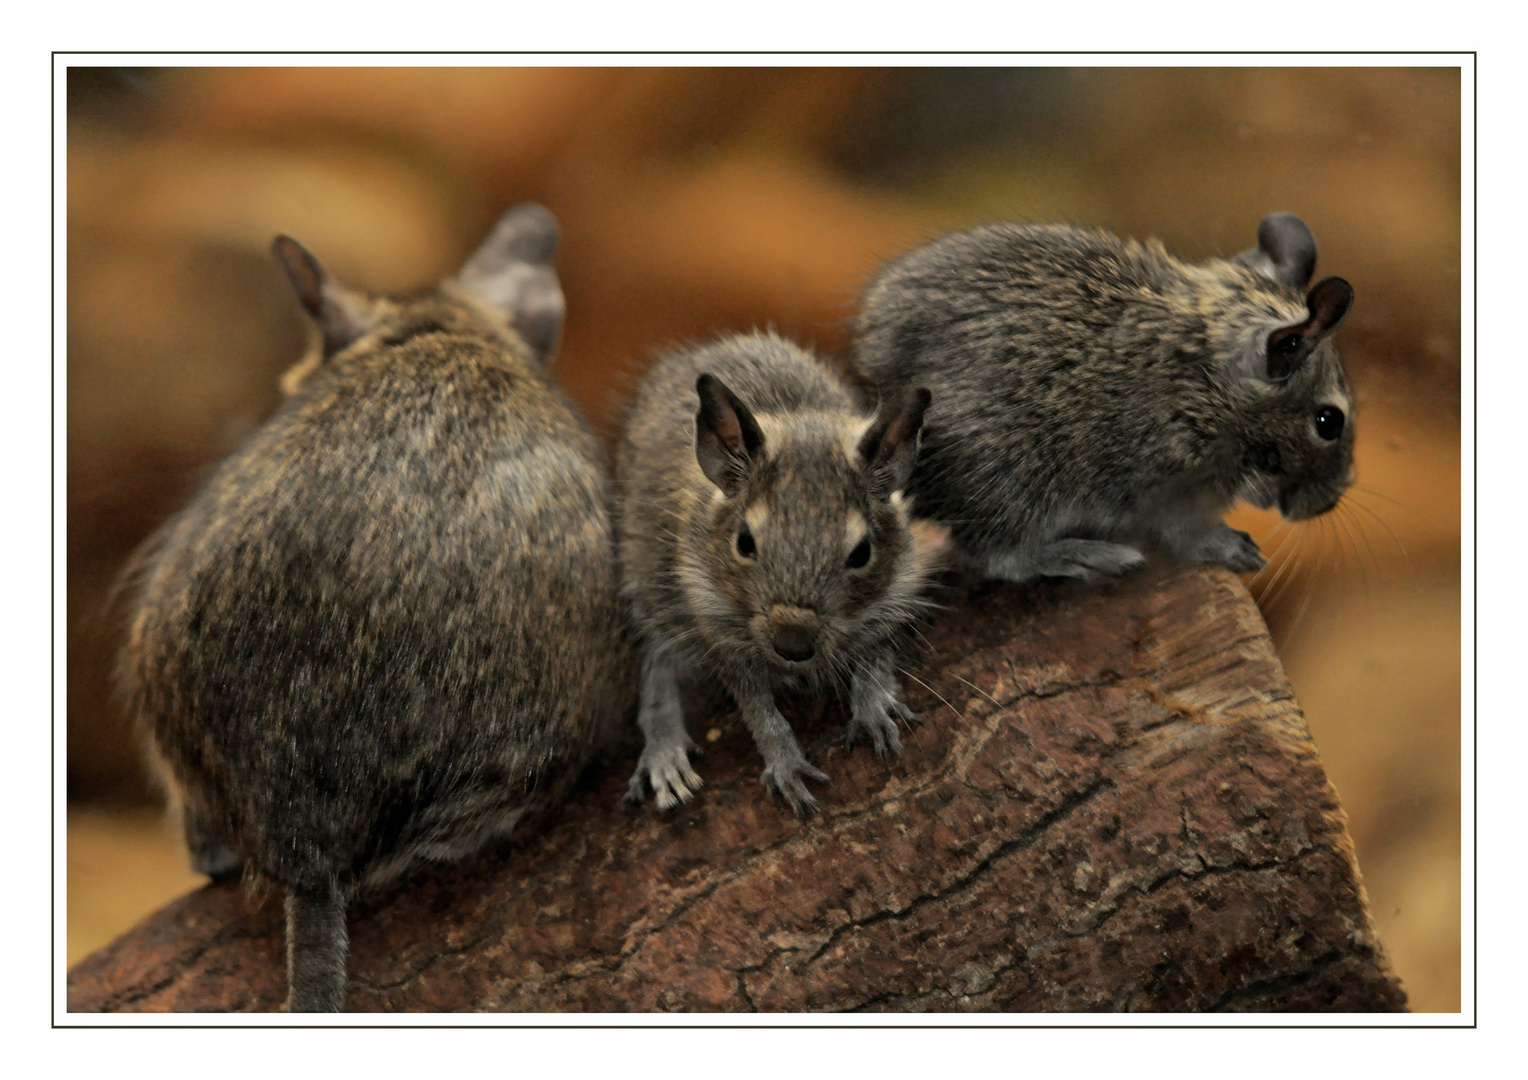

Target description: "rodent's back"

left=854, top=224, right=1252, bottom=548
left=126, top=324, right=631, bottom=891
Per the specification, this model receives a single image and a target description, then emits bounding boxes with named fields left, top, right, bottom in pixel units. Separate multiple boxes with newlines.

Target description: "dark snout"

left=1281, top=490, right=1343, bottom=521
left=769, top=606, right=820, bottom=663
left=1279, top=476, right=1350, bottom=521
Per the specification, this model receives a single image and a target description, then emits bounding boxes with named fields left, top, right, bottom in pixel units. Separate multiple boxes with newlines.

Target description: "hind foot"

left=980, top=539, right=1145, bottom=584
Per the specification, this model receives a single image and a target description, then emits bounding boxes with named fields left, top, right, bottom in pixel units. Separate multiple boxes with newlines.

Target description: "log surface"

left=68, top=566, right=1406, bottom=1013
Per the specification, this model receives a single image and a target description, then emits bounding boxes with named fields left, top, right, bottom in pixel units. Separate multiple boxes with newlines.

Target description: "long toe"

left=785, top=782, right=821, bottom=817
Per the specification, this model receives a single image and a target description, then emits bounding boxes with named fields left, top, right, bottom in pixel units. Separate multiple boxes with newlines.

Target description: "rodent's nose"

left=768, top=605, right=819, bottom=663
left=772, top=624, right=817, bottom=663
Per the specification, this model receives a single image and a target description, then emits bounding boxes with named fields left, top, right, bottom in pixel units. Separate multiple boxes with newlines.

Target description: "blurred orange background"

left=65, top=65, right=1463, bottom=1011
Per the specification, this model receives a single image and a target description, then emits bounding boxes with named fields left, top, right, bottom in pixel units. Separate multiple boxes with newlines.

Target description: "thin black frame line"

left=52, top=50, right=1477, bottom=57
left=57, top=1023, right=1472, bottom=1029
left=1470, top=54, right=1478, bottom=1027
left=50, top=52, right=57, bottom=1031
left=53, top=53, right=1476, bottom=1030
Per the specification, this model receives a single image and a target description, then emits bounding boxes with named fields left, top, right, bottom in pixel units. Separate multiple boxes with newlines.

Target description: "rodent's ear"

left=695, top=374, right=765, bottom=496
left=271, top=235, right=374, bottom=358
left=452, top=202, right=566, bottom=364
left=1235, top=212, right=1318, bottom=289
left=858, top=387, right=932, bottom=498
left=1305, top=276, right=1354, bottom=335
left=1264, top=276, right=1355, bottom=380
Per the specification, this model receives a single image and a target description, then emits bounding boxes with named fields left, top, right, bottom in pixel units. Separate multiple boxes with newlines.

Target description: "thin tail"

left=284, top=883, right=348, bottom=1012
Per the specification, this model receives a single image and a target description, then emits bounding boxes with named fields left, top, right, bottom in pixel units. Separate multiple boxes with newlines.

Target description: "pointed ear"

left=1235, top=212, right=1318, bottom=289
left=858, top=387, right=932, bottom=497
left=695, top=374, right=764, bottom=496
left=1264, top=276, right=1355, bottom=380
left=271, top=236, right=373, bottom=358
left=452, top=202, right=566, bottom=364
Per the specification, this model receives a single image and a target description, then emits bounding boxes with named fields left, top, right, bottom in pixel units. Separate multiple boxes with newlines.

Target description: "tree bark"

left=68, top=565, right=1407, bottom=1013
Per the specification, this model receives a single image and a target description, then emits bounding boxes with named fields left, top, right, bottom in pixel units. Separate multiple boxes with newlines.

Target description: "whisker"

left=1352, top=483, right=1421, bottom=516
left=897, top=666, right=963, bottom=724
left=1262, top=528, right=1308, bottom=615
left=1252, top=522, right=1301, bottom=592
left=1246, top=520, right=1294, bottom=592
left=1347, top=495, right=1420, bottom=590
left=1340, top=499, right=1387, bottom=588
left=1334, top=503, right=1372, bottom=601
left=1283, top=518, right=1328, bottom=650
left=1254, top=523, right=1303, bottom=610
left=945, top=669, right=1003, bottom=709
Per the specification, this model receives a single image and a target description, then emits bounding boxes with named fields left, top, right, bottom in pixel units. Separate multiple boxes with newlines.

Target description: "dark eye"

left=1314, top=406, right=1345, bottom=442
left=735, top=526, right=757, bottom=559
left=846, top=536, right=871, bottom=569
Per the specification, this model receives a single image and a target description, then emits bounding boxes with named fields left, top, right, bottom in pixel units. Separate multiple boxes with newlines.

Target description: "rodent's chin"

left=1278, top=489, right=1344, bottom=521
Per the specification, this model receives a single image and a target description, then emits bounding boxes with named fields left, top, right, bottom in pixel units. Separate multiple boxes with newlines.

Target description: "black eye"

left=1314, top=406, right=1345, bottom=442
left=736, top=526, right=757, bottom=559
left=846, top=536, right=871, bottom=569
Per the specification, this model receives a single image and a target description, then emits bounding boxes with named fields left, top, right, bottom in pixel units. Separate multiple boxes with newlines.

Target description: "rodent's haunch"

left=617, top=332, right=950, bottom=816
left=117, top=204, right=636, bottom=1012
left=852, top=212, right=1356, bottom=584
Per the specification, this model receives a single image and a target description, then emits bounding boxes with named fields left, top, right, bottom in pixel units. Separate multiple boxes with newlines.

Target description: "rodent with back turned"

left=852, top=212, right=1356, bottom=584
left=618, top=331, right=950, bottom=816
left=117, top=204, right=635, bottom=1012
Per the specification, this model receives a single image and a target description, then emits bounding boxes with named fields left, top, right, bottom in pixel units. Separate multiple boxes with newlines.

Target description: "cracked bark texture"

left=67, top=565, right=1407, bottom=1013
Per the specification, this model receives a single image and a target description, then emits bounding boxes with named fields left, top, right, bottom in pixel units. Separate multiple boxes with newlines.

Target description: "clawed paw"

left=625, top=740, right=703, bottom=811
left=1223, top=530, right=1267, bottom=573
left=759, top=757, right=831, bottom=817
left=846, top=696, right=916, bottom=760
left=1200, top=526, right=1266, bottom=573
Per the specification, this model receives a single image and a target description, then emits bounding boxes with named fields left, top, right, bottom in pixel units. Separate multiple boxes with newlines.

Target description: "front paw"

left=759, top=755, right=831, bottom=817
left=1198, top=526, right=1267, bottom=573
left=846, top=690, right=916, bottom=761
left=625, top=739, right=703, bottom=811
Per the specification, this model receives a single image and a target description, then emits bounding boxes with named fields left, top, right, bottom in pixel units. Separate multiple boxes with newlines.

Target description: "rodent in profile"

left=117, top=204, right=636, bottom=1012
left=852, top=212, right=1356, bottom=584
left=617, top=332, right=950, bottom=816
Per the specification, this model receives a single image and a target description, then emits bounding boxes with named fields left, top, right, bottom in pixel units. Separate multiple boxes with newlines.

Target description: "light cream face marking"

left=841, top=414, right=875, bottom=464
left=845, top=509, right=868, bottom=551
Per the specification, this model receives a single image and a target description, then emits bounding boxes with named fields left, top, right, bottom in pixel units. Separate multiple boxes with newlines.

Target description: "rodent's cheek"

left=1237, top=473, right=1278, bottom=511
left=747, top=611, right=774, bottom=650
left=909, top=520, right=954, bottom=574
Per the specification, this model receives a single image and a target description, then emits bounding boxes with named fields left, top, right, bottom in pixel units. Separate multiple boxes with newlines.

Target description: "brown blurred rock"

left=67, top=566, right=1405, bottom=1013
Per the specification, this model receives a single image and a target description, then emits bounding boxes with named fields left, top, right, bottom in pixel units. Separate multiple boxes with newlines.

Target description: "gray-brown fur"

left=617, top=332, right=949, bottom=816
left=852, top=212, right=1356, bottom=584
left=117, top=204, right=635, bottom=1012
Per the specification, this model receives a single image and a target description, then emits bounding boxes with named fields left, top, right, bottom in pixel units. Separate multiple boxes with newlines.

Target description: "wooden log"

left=67, top=565, right=1406, bottom=1013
